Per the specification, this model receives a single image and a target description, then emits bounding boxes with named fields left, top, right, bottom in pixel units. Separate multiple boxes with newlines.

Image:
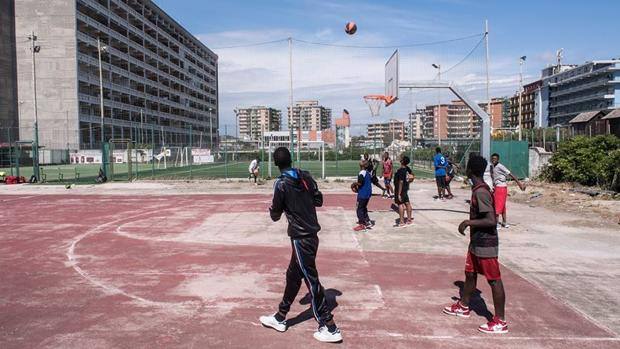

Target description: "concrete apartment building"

left=13, top=0, right=218, bottom=151
left=541, top=60, right=620, bottom=126
left=234, top=106, right=281, bottom=141
left=0, top=0, right=18, bottom=143
left=367, top=119, right=406, bottom=145
left=509, top=80, right=543, bottom=129
left=288, top=100, right=331, bottom=131
left=423, top=99, right=503, bottom=140
left=408, top=109, right=424, bottom=141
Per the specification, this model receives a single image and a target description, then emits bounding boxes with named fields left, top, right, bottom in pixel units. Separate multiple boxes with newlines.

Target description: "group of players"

left=259, top=147, right=524, bottom=342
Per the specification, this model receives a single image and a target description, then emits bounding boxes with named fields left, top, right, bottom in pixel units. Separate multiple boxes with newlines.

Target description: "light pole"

left=28, top=32, right=41, bottom=182
left=97, top=37, right=109, bottom=177
left=209, top=107, right=213, bottom=149
left=288, top=37, right=294, bottom=158
left=432, top=63, right=441, bottom=146
left=518, top=56, right=526, bottom=141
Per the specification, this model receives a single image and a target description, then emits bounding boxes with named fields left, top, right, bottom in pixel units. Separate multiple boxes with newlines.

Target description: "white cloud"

left=200, top=29, right=523, bottom=130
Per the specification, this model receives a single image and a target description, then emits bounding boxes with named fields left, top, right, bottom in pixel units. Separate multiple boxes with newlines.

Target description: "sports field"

left=1, top=160, right=434, bottom=183
left=1, top=180, right=618, bottom=348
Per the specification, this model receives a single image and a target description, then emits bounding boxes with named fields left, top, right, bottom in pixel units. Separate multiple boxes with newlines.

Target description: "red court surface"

left=1, top=194, right=618, bottom=348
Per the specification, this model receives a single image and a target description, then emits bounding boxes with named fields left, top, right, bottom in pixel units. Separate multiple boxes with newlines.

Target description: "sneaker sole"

left=259, top=320, right=286, bottom=332
left=442, top=309, right=470, bottom=318
left=478, top=327, right=508, bottom=334
left=313, top=333, right=343, bottom=343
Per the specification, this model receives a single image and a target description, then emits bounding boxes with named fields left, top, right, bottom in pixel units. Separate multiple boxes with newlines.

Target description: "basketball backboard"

left=384, top=50, right=399, bottom=106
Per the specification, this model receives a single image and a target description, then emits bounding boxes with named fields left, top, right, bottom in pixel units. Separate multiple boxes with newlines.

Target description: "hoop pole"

left=322, top=143, right=325, bottom=179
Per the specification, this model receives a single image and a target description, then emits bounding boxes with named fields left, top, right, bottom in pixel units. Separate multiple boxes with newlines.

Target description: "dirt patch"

left=509, top=181, right=620, bottom=226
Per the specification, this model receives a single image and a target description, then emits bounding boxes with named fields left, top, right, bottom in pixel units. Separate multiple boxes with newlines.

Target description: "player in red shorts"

left=443, top=155, right=508, bottom=334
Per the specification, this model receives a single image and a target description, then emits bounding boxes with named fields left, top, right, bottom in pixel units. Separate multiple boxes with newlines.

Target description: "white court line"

left=358, top=333, right=620, bottom=341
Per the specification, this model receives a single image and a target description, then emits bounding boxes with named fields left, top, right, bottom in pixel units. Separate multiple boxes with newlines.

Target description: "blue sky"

left=155, top=0, right=620, bottom=129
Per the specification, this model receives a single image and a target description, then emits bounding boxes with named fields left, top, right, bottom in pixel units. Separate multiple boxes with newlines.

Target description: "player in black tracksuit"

left=259, top=147, right=342, bottom=343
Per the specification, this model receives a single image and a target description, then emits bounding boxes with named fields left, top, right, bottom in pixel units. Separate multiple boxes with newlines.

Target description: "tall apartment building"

left=541, top=60, right=620, bottom=126
left=424, top=99, right=504, bottom=140
left=408, top=109, right=424, bottom=140
left=234, top=106, right=281, bottom=141
left=288, top=100, right=331, bottom=131
left=367, top=119, right=406, bottom=145
left=0, top=0, right=18, bottom=143
left=13, top=0, right=218, bottom=150
left=509, top=80, right=543, bottom=129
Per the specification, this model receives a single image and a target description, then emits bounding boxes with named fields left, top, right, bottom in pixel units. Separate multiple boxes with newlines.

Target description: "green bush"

left=542, top=135, right=620, bottom=191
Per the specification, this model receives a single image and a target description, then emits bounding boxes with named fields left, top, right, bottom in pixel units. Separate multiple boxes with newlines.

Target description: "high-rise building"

left=408, top=109, right=424, bottom=141
left=367, top=119, right=406, bottom=145
left=423, top=104, right=449, bottom=140
left=335, top=109, right=351, bottom=148
left=541, top=60, right=620, bottom=126
left=13, top=0, right=218, bottom=150
left=0, top=0, right=18, bottom=143
left=509, top=80, right=543, bottom=129
left=235, top=106, right=281, bottom=141
left=288, top=100, right=331, bottom=131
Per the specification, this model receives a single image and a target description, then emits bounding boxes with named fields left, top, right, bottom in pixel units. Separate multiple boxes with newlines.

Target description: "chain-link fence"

left=1, top=123, right=581, bottom=184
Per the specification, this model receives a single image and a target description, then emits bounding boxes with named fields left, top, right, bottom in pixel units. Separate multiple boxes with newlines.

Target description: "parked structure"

left=235, top=106, right=281, bottom=141
left=13, top=0, right=218, bottom=150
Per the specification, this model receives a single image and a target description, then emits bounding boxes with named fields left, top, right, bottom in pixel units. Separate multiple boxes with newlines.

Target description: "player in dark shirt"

left=443, top=155, right=507, bottom=334
left=260, top=147, right=343, bottom=343
left=393, top=156, right=413, bottom=227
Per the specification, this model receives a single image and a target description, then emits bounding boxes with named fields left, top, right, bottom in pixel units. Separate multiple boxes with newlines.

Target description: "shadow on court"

left=452, top=280, right=494, bottom=321
left=285, top=289, right=342, bottom=328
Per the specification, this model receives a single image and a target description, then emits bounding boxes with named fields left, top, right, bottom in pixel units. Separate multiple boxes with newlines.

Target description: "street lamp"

left=97, top=37, right=108, bottom=147
left=28, top=32, right=41, bottom=182
left=518, top=56, right=526, bottom=141
left=432, top=63, right=441, bottom=145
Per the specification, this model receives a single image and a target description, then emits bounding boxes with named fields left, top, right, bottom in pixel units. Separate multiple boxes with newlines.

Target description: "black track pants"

left=278, top=235, right=333, bottom=325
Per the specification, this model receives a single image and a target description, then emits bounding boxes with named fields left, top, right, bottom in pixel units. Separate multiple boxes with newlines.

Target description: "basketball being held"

left=351, top=182, right=360, bottom=193
left=345, top=21, right=357, bottom=35
left=407, top=173, right=415, bottom=183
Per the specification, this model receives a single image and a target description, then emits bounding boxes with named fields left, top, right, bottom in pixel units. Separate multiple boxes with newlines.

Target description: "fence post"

left=224, top=125, right=228, bottom=180
left=335, top=126, right=339, bottom=177
left=7, top=128, right=14, bottom=176
left=151, top=123, right=155, bottom=179
left=188, top=125, right=193, bottom=179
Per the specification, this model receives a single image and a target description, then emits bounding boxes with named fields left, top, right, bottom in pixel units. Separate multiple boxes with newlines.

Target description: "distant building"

left=0, top=0, right=17, bottom=144
left=423, top=104, right=449, bottom=140
left=509, top=80, right=543, bottom=129
left=367, top=119, right=406, bottom=145
left=568, top=110, right=607, bottom=136
left=235, top=106, right=281, bottom=141
left=542, top=60, right=620, bottom=126
left=408, top=109, right=424, bottom=141
left=335, top=109, right=351, bottom=147
left=288, top=100, right=331, bottom=131
left=602, top=109, right=620, bottom=136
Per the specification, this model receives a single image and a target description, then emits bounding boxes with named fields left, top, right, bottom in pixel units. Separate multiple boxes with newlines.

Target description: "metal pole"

left=484, top=20, right=491, bottom=130
left=140, top=109, right=144, bottom=145
left=518, top=58, right=524, bottom=141
left=7, top=128, right=13, bottom=176
left=224, top=125, right=228, bottom=180
left=188, top=125, right=192, bottom=179
left=288, top=37, right=294, bottom=158
left=209, top=109, right=213, bottom=149
left=97, top=37, right=107, bottom=177
left=335, top=126, right=339, bottom=176
left=29, top=32, right=41, bottom=182
left=151, top=122, right=155, bottom=179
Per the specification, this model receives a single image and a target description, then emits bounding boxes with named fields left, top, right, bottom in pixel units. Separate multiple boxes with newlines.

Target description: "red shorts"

left=465, top=251, right=501, bottom=281
left=494, top=186, right=508, bottom=215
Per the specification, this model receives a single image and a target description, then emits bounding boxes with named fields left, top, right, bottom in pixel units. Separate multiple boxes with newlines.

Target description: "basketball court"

left=1, top=181, right=619, bottom=348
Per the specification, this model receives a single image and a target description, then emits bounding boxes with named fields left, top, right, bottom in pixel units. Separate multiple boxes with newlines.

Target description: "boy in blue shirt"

left=433, top=147, right=447, bottom=200
left=353, top=160, right=373, bottom=231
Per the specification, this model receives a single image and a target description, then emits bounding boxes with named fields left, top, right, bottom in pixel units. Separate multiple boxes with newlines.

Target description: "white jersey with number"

left=249, top=159, right=258, bottom=173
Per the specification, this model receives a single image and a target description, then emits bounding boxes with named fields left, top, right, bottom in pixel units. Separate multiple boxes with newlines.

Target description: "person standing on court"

left=260, top=147, right=343, bottom=343
left=490, top=153, right=526, bottom=229
left=443, top=155, right=508, bottom=334
left=433, top=147, right=448, bottom=200
left=248, top=158, right=260, bottom=185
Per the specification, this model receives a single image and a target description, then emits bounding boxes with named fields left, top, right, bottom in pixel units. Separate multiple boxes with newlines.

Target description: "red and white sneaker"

left=353, top=224, right=367, bottom=232
left=478, top=316, right=508, bottom=334
left=442, top=301, right=470, bottom=318
left=405, top=218, right=414, bottom=225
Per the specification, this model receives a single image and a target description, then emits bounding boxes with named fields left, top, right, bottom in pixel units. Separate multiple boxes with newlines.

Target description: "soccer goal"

left=268, top=140, right=325, bottom=179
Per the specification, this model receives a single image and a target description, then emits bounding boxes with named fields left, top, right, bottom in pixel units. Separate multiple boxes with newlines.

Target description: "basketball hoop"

left=363, top=95, right=394, bottom=117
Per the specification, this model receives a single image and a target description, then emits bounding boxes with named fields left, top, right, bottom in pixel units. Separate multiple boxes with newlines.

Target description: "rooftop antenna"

left=556, top=48, right=563, bottom=67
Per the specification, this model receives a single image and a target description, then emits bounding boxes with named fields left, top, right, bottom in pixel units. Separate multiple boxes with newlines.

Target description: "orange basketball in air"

left=345, top=22, right=357, bottom=35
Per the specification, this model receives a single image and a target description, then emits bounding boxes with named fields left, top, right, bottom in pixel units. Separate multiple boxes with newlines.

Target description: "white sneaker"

left=496, top=223, right=502, bottom=230
left=259, top=314, right=286, bottom=332
left=502, top=223, right=510, bottom=229
left=313, top=325, right=343, bottom=343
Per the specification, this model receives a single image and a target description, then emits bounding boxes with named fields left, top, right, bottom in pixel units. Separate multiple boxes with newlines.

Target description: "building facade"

left=542, top=60, right=620, bottom=126
left=14, top=0, right=218, bottom=150
left=0, top=0, right=18, bottom=143
left=423, top=104, right=449, bottom=140
left=288, top=100, right=331, bottom=131
left=367, top=119, right=406, bottom=145
left=235, top=106, right=281, bottom=141
left=408, top=109, right=424, bottom=141
left=509, top=80, right=542, bottom=129
left=424, top=99, right=503, bottom=140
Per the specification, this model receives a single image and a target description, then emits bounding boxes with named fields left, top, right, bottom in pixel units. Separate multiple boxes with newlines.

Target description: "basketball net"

left=363, top=95, right=391, bottom=117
